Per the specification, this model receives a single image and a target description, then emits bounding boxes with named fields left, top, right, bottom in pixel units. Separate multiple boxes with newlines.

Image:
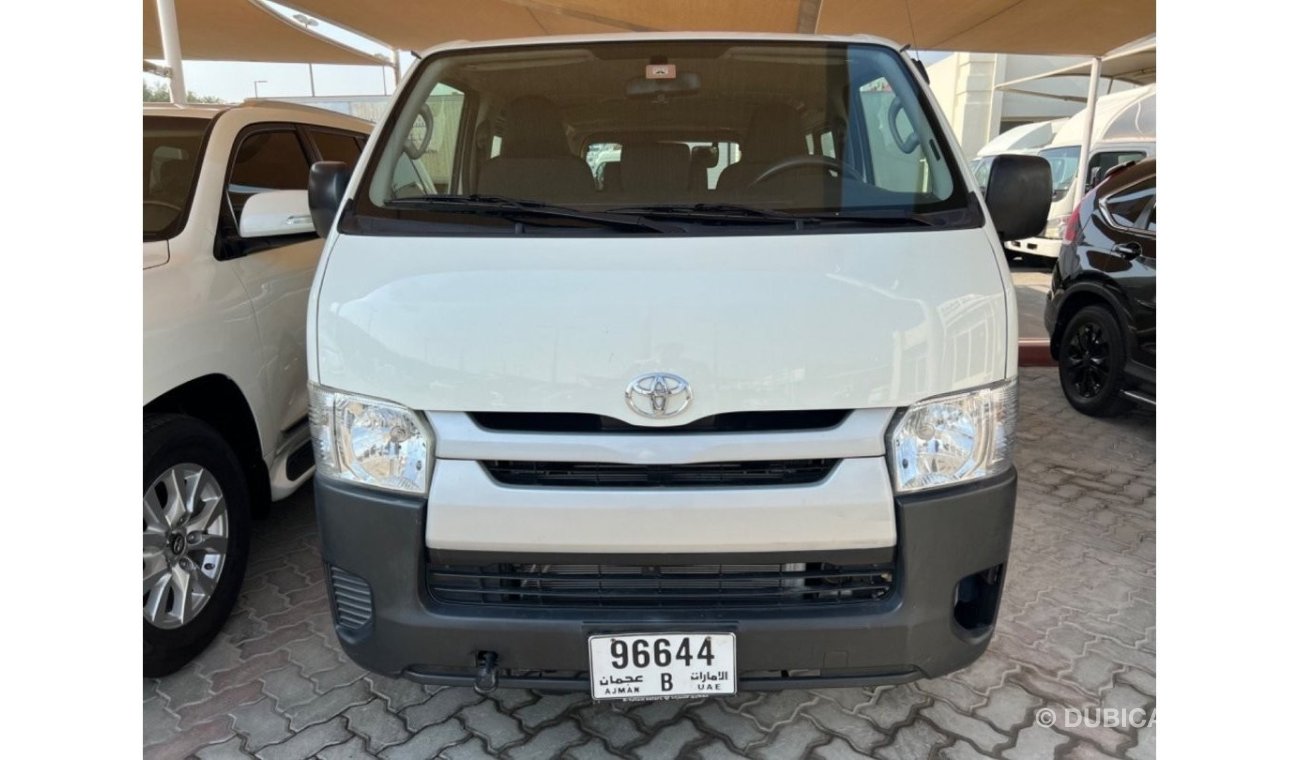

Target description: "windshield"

left=144, top=115, right=210, bottom=241
left=354, top=40, right=973, bottom=233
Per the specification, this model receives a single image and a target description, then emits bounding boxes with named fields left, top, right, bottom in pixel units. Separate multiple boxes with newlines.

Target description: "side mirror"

left=237, top=190, right=314, bottom=238
left=308, top=161, right=352, bottom=238
left=984, top=154, right=1052, bottom=241
left=1085, top=165, right=1102, bottom=190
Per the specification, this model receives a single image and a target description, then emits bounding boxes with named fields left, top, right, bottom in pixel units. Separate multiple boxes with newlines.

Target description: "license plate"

left=588, top=633, right=737, bottom=701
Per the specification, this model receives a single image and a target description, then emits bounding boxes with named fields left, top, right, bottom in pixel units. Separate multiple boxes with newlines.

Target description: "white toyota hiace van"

left=306, top=33, right=1049, bottom=699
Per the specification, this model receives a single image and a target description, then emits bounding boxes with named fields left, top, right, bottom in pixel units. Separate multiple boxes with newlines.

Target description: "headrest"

left=500, top=96, right=572, bottom=158
left=743, top=104, right=804, bottom=162
left=620, top=143, right=691, bottom=193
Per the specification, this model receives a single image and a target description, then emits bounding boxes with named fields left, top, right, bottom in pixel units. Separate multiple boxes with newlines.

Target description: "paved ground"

left=144, top=369, right=1155, bottom=759
left=1011, top=258, right=1054, bottom=343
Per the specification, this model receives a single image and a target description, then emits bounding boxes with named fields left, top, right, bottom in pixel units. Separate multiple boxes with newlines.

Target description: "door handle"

left=1112, top=242, right=1142, bottom=259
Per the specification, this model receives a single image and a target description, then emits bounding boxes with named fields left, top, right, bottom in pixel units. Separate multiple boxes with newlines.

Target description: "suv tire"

left=1058, top=305, right=1130, bottom=417
left=143, top=414, right=251, bottom=677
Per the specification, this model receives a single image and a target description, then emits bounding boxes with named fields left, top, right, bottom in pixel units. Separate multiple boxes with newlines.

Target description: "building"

left=925, top=52, right=1137, bottom=158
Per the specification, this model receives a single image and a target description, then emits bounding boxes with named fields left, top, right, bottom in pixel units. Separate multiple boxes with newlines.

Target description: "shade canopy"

left=149, top=0, right=1156, bottom=64
left=997, top=37, right=1158, bottom=92
left=143, top=0, right=386, bottom=64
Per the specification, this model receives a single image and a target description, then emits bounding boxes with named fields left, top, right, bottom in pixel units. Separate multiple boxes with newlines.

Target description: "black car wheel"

left=1058, top=305, right=1130, bottom=417
left=144, top=414, right=251, bottom=677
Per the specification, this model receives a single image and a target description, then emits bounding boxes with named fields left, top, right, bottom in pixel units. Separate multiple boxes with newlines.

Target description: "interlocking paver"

left=282, top=679, right=373, bottom=732
left=1003, top=724, right=1070, bottom=760
left=177, top=679, right=266, bottom=729
left=345, top=698, right=412, bottom=753
left=630, top=719, right=703, bottom=759
left=513, top=692, right=587, bottom=729
left=232, top=696, right=293, bottom=751
left=402, top=688, right=484, bottom=733
left=749, top=718, right=828, bottom=759
left=873, top=717, right=951, bottom=760
left=317, top=735, right=377, bottom=760
left=195, top=735, right=250, bottom=759
left=812, top=737, right=874, bottom=759
left=575, top=704, right=647, bottom=749
left=143, top=698, right=179, bottom=747
left=366, top=674, right=434, bottom=713
left=689, top=700, right=767, bottom=751
left=691, top=739, right=750, bottom=760
left=458, top=698, right=526, bottom=752
left=379, top=721, right=470, bottom=760
left=801, top=698, right=887, bottom=753
left=439, top=737, right=499, bottom=759
left=563, top=739, right=626, bottom=760
left=256, top=716, right=351, bottom=760
left=143, top=369, right=1155, bottom=759
left=922, top=702, right=1009, bottom=754
left=974, top=682, right=1041, bottom=733
left=941, top=739, right=995, bottom=760
left=504, top=720, right=585, bottom=759
left=916, top=676, right=986, bottom=712
left=144, top=715, right=235, bottom=760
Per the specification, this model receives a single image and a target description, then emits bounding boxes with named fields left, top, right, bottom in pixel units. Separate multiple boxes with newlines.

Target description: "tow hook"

left=474, top=651, right=499, bottom=694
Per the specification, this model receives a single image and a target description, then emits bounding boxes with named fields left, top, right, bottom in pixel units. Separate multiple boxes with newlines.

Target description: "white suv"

left=143, top=100, right=371, bottom=675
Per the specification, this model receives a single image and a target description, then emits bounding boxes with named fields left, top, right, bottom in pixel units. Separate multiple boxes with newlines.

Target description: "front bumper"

left=1006, top=236, right=1062, bottom=259
left=315, top=469, right=1016, bottom=690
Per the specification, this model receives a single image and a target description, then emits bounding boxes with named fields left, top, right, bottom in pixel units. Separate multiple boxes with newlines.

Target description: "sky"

left=145, top=0, right=952, bottom=104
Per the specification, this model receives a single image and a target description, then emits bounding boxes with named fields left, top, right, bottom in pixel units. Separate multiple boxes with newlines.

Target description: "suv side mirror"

left=308, top=161, right=352, bottom=238
left=238, top=190, right=313, bottom=238
left=984, top=154, right=1052, bottom=241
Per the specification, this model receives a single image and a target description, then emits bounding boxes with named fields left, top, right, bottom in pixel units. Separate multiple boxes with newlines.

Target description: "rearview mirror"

left=308, top=161, right=352, bottom=238
left=238, top=190, right=314, bottom=238
left=984, top=154, right=1052, bottom=242
left=626, top=71, right=702, bottom=98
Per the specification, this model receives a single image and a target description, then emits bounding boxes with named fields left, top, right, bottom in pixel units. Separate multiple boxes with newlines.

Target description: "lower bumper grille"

left=427, top=562, right=895, bottom=608
left=329, top=566, right=374, bottom=630
left=481, top=459, right=838, bottom=488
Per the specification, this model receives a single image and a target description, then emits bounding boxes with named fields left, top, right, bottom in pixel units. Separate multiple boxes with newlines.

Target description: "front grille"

left=328, top=566, right=374, bottom=631
left=481, top=459, right=838, bottom=488
left=427, top=562, right=895, bottom=608
left=469, top=409, right=850, bottom=434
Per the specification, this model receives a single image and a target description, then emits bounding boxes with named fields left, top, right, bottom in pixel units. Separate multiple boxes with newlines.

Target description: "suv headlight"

left=887, top=379, right=1017, bottom=494
left=309, top=383, right=433, bottom=495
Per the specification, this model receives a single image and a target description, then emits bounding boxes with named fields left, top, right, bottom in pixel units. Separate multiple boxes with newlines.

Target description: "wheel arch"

left=144, top=374, right=270, bottom=511
left=1048, top=282, right=1129, bottom=359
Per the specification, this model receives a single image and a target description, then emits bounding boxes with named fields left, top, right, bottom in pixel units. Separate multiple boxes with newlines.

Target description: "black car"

left=1044, top=158, right=1155, bottom=416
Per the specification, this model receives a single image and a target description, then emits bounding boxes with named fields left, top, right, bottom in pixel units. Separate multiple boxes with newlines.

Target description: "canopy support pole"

left=1073, top=57, right=1101, bottom=201
left=155, top=0, right=186, bottom=104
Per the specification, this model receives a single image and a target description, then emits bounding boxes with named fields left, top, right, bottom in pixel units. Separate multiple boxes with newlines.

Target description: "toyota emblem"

left=625, top=373, right=692, bottom=419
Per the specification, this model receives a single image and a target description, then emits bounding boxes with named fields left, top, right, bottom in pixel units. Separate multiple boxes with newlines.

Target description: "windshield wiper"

left=795, top=210, right=941, bottom=227
left=607, top=203, right=943, bottom=228
left=606, top=203, right=819, bottom=226
left=387, top=194, right=678, bottom=233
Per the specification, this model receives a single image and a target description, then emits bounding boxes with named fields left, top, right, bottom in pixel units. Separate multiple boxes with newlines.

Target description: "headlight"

left=309, top=383, right=433, bottom=495
left=888, top=379, right=1017, bottom=494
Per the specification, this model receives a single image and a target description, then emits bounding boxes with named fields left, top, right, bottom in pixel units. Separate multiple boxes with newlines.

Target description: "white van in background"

left=1006, top=84, right=1156, bottom=261
left=968, top=118, right=1066, bottom=193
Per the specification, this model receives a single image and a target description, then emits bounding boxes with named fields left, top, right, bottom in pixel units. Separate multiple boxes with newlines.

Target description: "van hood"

left=311, top=229, right=1011, bottom=425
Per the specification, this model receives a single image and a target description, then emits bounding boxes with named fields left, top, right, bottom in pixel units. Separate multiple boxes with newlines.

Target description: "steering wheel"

left=887, top=100, right=920, bottom=154
left=403, top=104, right=435, bottom=160
left=748, top=154, right=866, bottom=187
left=143, top=199, right=183, bottom=213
